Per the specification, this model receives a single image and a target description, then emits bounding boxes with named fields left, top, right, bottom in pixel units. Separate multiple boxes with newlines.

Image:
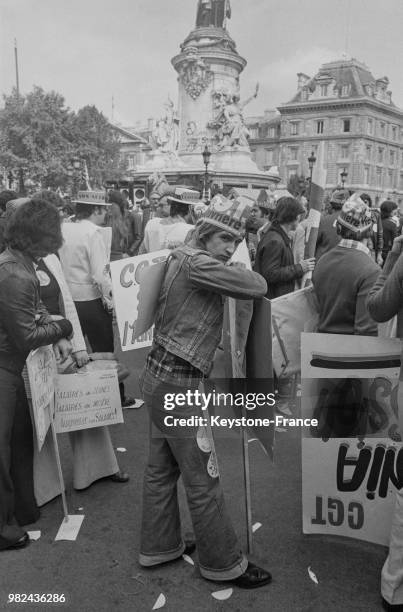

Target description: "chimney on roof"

left=297, top=73, right=310, bottom=90
left=147, top=117, right=155, bottom=131
left=376, top=77, right=389, bottom=92
left=263, top=109, right=277, bottom=120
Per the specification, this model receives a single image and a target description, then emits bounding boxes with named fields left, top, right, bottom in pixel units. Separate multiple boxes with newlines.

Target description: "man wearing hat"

left=315, top=188, right=350, bottom=260
left=139, top=194, right=272, bottom=589
left=312, top=194, right=380, bottom=335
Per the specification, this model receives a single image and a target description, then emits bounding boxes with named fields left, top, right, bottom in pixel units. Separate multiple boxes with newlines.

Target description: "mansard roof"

left=282, top=58, right=400, bottom=110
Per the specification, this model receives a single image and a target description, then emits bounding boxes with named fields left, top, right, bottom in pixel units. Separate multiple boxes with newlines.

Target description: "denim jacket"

left=154, top=244, right=267, bottom=374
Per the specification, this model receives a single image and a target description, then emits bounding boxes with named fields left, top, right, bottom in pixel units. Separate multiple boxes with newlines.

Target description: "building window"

left=365, top=145, right=372, bottom=161
left=288, top=169, right=297, bottom=180
left=392, top=126, right=397, bottom=140
left=388, top=170, right=394, bottom=188
left=378, top=147, right=384, bottom=164
left=341, top=84, right=350, bottom=97
left=390, top=150, right=395, bottom=166
left=250, top=149, right=256, bottom=161
left=340, top=144, right=350, bottom=159
left=127, top=154, right=136, bottom=170
left=289, top=147, right=298, bottom=161
left=400, top=173, right=403, bottom=190
left=343, top=119, right=351, bottom=133
left=320, top=84, right=328, bottom=97
left=367, top=118, right=373, bottom=135
left=268, top=127, right=276, bottom=138
left=364, top=166, right=370, bottom=185
left=380, top=122, right=386, bottom=137
left=316, top=120, right=324, bottom=134
left=265, top=149, right=274, bottom=165
left=290, top=122, right=299, bottom=136
left=249, top=127, right=259, bottom=139
left=376, top=168, right=383, bottom=187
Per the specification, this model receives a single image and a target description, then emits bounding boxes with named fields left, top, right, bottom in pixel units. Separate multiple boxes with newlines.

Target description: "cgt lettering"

left=120, top=255, right=168, bottom=289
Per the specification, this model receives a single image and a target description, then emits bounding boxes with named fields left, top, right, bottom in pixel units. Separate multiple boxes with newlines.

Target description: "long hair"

left=108, top=202, right=129, bottom=250
left=5, top=198, right=63, bottom=258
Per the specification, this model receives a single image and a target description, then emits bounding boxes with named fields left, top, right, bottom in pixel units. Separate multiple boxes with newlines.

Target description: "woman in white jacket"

left=32, top=253, right=125, bottom=504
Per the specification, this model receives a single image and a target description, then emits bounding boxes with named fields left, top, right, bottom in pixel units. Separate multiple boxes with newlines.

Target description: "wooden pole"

left=49, top=396, right=69, bottom=521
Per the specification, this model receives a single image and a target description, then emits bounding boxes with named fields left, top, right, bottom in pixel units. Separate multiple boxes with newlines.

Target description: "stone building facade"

left=247, top=58, right=403, bottom=206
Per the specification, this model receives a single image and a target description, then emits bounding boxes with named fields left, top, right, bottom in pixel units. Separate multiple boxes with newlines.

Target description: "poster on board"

left=26, top=345, right=57, bottom=450
left=301, top=332, right=402, bottom=546
left=110, top=250, right=169, bottom=351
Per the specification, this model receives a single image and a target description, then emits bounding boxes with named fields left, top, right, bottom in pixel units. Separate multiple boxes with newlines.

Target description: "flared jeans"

left=139, top=369, right=247, bottom=581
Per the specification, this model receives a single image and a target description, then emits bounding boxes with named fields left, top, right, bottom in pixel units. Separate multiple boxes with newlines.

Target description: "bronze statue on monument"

left=196, top=0, right=231, bottom=29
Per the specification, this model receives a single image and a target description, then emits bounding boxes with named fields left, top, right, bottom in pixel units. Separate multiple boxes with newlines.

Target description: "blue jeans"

left=139, top=369, right=247, bottom=580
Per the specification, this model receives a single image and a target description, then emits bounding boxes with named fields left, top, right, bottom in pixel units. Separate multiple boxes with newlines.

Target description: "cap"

left=72, top=191, right=111, bottom=206
left=167, top=187, right=201, bottom=206
left=337, top=194, right=372, bottom=234
left=198, top=194, right=253, bottom=236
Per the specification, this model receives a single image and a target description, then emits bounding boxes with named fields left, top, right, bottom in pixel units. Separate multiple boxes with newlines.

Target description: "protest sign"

left=26, top=345, right=57, bottom=450
left=110, top=250, right=169, bottom=351
left=301, top=332, right=402, bottom=545
left=54, top=369, right=123, bottom=433
left=271, top=286, right=319, bottom=377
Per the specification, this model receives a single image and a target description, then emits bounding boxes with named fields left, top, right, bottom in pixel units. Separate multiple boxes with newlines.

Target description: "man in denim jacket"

left=139, top=195, right=272, bottom=589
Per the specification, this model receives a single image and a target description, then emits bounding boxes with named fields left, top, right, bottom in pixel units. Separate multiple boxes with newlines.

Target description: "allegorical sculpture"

left=152, top=96, right=180, bottom=154
left=208, top=83, right=259, bottom=149
left=195, top=0, right=231, bottom=29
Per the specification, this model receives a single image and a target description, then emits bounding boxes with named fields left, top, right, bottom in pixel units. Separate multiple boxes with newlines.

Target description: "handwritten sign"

left=26, top=345, right=57, bottom=450
left=110, top=250, right=169, bottom=351
left=54, top=370, right=123, bottom=433
left=301, top=332, right=402, bottom=545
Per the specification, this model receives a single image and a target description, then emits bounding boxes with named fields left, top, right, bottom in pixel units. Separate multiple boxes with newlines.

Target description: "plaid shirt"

left=146, top=343, right=204, bottom=387
left=338, top=239, right=372, bottom=258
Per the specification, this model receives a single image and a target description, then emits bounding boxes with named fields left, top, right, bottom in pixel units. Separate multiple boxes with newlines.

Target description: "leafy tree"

left=0, top=87, right=126, bottom=192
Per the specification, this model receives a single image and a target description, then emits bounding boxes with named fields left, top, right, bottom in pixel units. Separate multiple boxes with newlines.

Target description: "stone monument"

left=135, top=0, right=278, bottom=192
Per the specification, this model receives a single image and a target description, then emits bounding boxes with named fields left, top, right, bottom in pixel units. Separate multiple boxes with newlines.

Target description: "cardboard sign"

left=110, top=250, right=169, bottom=351
left=54, top=369, right=123, bottom=433
left=301, top=332, right=402, bottom=545
left=26, top=345, right=57, bottom=450
left=271, top=286, right=319, bottom=377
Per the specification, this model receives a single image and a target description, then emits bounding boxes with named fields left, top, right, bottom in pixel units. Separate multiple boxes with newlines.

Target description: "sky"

left=1, top=0, right=402, bottom=129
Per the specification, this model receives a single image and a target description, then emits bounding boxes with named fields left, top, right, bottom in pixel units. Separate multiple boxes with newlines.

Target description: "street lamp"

left=307, top=150, right=317, bottom=207
left=340, top=168, right=348, bottom=188
left=202, top=144, right=211, bottom=203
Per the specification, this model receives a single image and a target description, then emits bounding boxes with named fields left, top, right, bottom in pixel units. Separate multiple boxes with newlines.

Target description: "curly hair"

left=5, top=198, right=63, bottom=258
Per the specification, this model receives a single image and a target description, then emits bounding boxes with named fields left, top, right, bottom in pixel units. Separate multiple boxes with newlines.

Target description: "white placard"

left=301, top=332, right=402, bottom=546
left=26, top=345, right=57, bottom=450
left=110, top=250, right=169, bottom=351
left=54, top=370, right=123, bottom=433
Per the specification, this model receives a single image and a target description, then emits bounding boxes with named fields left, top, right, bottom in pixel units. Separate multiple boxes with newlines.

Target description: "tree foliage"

left=0, top=87, right=126, bottom=190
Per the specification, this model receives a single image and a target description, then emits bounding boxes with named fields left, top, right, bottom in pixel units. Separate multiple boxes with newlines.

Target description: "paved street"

left=0, top=346, right=387, bottom=612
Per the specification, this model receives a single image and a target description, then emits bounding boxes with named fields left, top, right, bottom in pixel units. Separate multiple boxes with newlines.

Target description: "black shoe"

left=382, top=598, right=403, bottom=611
left=230, top=563, right=272, bottom=589
left=2, top=533, right=30, bottom=551
left=110, top=471, right=130, bottom=483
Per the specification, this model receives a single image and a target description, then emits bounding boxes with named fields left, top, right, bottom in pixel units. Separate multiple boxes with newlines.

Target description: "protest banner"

left=26, top=345, right=57, bottom=451
left=301, top=332, right=402, bottom=545
left=110, top=250, right=169, bottom=351
left=54, top=369, right=123, bottom=433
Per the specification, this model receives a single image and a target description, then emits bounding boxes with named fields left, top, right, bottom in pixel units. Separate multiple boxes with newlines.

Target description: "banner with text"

left=110, top=250, right=169, bottom=351
left=301, top=332, right=402, bottom=545
left=54, top=370, right=123, bottom=433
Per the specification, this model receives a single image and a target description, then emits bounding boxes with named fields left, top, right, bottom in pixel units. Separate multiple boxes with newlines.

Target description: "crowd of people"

left=0, top=181, right=402, bottom=608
